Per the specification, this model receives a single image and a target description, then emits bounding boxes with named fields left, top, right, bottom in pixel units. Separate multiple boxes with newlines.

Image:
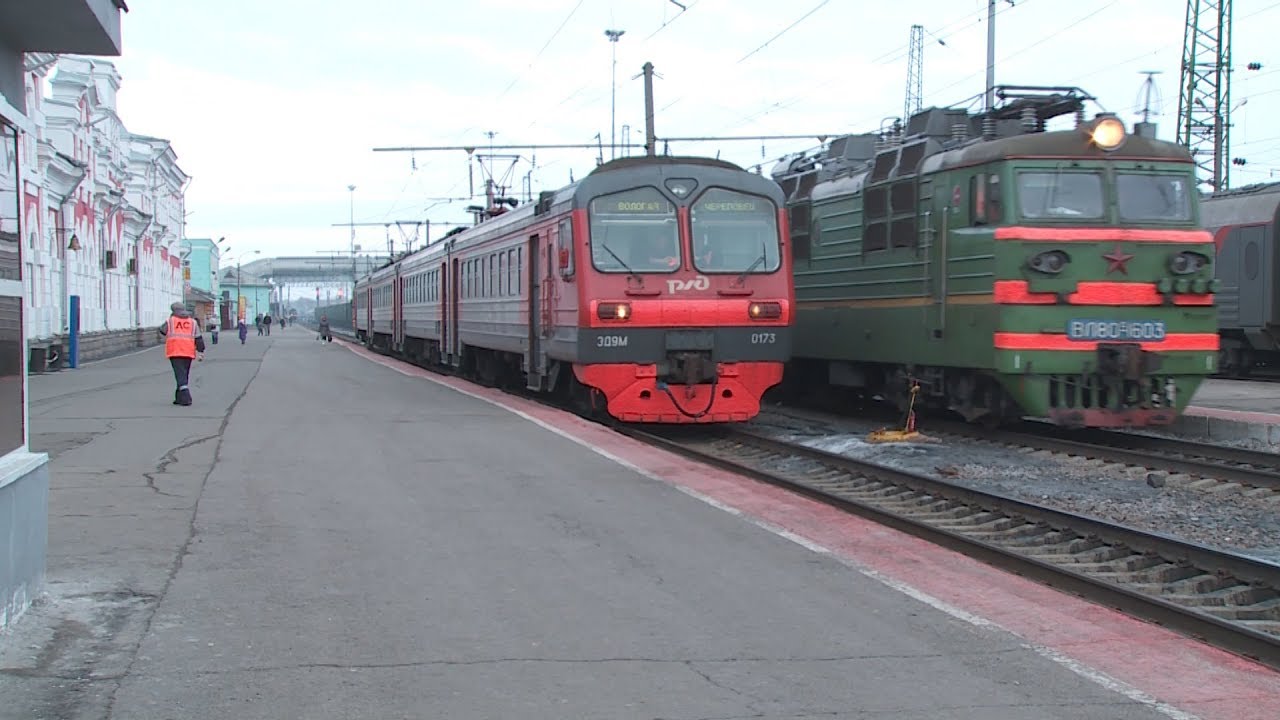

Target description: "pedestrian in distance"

left=318, top=314, right=331, bottom=342
left=238, top=318, right=248, bottom=344
left=263, top=313, right=273, bottom=336
left=255, top=314, right=263, bottom=336
left=208, top=316, right=219, bottom=345
left=157, top=302, right=205, bottom=406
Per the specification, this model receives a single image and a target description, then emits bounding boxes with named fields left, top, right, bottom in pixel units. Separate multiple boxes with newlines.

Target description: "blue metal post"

left=68, top=295, right=80, bottom=369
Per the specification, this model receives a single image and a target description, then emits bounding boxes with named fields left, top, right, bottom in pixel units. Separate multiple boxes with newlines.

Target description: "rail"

left=621, top=426, right=1280, bottom=670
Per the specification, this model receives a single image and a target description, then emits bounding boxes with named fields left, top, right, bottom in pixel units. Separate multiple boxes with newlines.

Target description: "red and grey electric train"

left=353, top=155, right=794, bottom=423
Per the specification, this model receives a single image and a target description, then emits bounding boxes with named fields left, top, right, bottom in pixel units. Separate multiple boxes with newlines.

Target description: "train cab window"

left=987, top=174, right=1003, bottom=224
left=970, top=173, right=1004, bottom=226
left=1017, top=171, right=1104, bottom=220
left=690, top=188, right=781, bottom=273
left=970, top=174, right=987, bottom=225
left=557, top=219, right=575, bottom=278
left=1116, top=173, right=1193, bottom=222
left=588, top=187, right=680, bottom=273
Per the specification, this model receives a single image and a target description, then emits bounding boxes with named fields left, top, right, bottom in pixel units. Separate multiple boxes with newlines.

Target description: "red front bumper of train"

left=575, top=362, right=785, bottom=423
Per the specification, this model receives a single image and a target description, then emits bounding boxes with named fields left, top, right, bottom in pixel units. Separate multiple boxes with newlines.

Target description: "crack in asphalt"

left=100, top=353, right=268, bottom=720
left=31, top=370, right=173, bottom=406
left=141, top=432, right=220, bottom=497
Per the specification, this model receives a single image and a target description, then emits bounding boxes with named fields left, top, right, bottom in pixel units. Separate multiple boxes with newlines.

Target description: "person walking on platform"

left=318, top=314, right=331, bottom=342
left=238, top=318, right=248, bottom=344
left=263, top=313, right=273, bottom=336
left=207, top=316, right=219, bottom=345
left=255, top=314, right=263, bottom=336
left=158, top=302, right=205, bottom=406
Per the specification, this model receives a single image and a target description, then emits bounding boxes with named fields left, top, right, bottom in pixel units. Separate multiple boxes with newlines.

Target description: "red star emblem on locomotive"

left=1102, top=245, right=1134, bottom=275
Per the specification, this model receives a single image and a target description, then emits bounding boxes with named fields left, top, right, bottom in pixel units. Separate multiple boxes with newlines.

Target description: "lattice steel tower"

left=904, top=24, right=924, bottom=125
left=1177, top=0, right=1233, bottom=191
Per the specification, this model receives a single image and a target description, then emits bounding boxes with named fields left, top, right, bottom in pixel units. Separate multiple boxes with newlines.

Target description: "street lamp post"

left=605, top=29, right=625, bottom=161
left=348, top=184, right=356, bottom=298
left=230, top=250, right=260, bottom=323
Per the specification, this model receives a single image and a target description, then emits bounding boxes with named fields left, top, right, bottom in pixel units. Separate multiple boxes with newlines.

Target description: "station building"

left=220, top=267, right=273, bottom=326
left=22, top=55, right=188, bottom=366
left=180, top=237, right=222, bottom=326
left=0, top=0, right=130, bottom=631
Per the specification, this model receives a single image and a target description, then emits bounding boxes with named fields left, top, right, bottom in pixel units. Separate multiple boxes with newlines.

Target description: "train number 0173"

left=597, top=335, right=629, bottom=347
left=751, top=332, right=776, bottom=344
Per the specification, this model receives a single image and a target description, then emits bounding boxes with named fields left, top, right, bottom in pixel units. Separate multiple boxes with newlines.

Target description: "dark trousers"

left=170, top=356, right=193, bottom=405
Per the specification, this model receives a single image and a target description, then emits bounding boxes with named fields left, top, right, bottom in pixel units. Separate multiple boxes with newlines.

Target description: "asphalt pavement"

left=0, top=329, right=1178, bottom=719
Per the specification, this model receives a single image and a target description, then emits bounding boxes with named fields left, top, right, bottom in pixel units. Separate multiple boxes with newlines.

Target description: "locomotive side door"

left=393, top=272, right=405, bottom=350
left=926, top=176, right=950, bottom=341
left=438, top=261, right=448, bottom=359
left=365, top=286, right=374, bottom=346
left=449, top=257, right=461, bottom=364
left=526, top=234, right=547, bottom=388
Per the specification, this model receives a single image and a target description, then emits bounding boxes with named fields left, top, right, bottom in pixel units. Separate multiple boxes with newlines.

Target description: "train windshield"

left=1016, top=171, right=1104, bottom=220
left=690, top=188, right=781, bottom=274
left=1116, top=173, right=1194, bottom=222
left=588, top=187, right=681, bottom=273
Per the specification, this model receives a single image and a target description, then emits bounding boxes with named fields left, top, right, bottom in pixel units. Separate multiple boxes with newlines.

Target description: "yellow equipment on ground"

left=867, top=382, right=924, bottom=443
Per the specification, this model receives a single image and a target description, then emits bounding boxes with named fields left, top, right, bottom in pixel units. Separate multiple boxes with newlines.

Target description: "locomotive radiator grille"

left=1047, top=374, right=1177, bottom=411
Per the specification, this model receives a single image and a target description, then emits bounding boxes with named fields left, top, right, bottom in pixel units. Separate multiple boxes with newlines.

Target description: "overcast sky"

left=84, top=0, right=1280, bottom=263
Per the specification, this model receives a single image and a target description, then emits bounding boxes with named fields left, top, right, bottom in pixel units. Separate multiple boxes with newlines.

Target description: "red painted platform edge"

left=340, top=340, right=1280, bottom=720
left=1184, top=404, right=1280, bottom=427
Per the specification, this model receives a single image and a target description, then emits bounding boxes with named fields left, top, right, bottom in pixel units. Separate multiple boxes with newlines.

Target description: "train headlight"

left=1088, top=116, right=1126, bottom=151
left=748, top=301, right=782, bottom=320
left=597, top=302, right=631, bottom=321
left=1168, top=251, right=1209, bottom=275
left=1027, top=250, right=1070, bottom=274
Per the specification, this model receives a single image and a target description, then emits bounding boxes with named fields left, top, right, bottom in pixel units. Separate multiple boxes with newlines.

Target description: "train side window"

left=498, top=253, right=505, bottom=295
left=863, top=185, right=889, bottom=252
left=890, top=180, right=917, bottom=248
left=788, top=205, right=811, bottom=261
left=970, top=174, right=987, bottom=225
left=557, top=219, right=575, bottom=278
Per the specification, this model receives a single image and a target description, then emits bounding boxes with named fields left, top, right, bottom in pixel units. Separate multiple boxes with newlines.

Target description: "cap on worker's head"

left=170, top=302, right=185, bottom=313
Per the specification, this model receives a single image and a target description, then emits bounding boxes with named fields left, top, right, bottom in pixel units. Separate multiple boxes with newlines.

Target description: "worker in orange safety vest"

left=157, top=301, right=206, bottom=406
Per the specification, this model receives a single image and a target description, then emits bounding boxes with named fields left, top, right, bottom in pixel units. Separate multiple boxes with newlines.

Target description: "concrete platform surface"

left=0, top=333, right=1269, bottom=718
left=1190, top=379, right=1280, bottom=417
left=1169, top=379, right=1280, bottom=444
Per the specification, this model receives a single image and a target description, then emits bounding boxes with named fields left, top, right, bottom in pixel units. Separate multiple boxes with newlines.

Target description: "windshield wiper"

left=602, top=243, right=643, bottom=285
left=736, top=237, right=768, bottom=285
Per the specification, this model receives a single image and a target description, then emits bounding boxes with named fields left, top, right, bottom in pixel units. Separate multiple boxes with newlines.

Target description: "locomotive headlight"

left=1168, top=251, right=1209, bottom=275
left=597, top=302, right=631, bottom=320
left=748, top=301, right=782, bottom=320
left=1089, top=116, right=1126, bottom=151
left=1027, top=250, right=1070, bottom=274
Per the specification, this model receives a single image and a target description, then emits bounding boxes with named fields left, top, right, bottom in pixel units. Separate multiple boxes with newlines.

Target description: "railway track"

left=944, top=421, right=1280, bottom=493
left=769, top=402, right=1280, bottom=493
left=623, top=425, right=1280, bottom=670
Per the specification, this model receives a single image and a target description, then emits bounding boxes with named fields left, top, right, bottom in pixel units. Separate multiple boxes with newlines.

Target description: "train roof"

left=357, top=154, right=783, bottom=286
left=925, top=130, right=1193, bottom=172
left=1200, top=181, right=1280, bottom=230
left=771, top=87, right=1193, bottom=204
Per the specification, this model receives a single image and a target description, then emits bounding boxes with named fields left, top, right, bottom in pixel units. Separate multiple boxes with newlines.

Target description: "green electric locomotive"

left=773, top=87, right=1218, bottom=428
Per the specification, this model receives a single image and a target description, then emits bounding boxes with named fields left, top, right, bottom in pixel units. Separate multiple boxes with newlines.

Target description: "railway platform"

left=1, top=333, right=1277, bottom=719
left=1174, top=379, right=1280, bottom=444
